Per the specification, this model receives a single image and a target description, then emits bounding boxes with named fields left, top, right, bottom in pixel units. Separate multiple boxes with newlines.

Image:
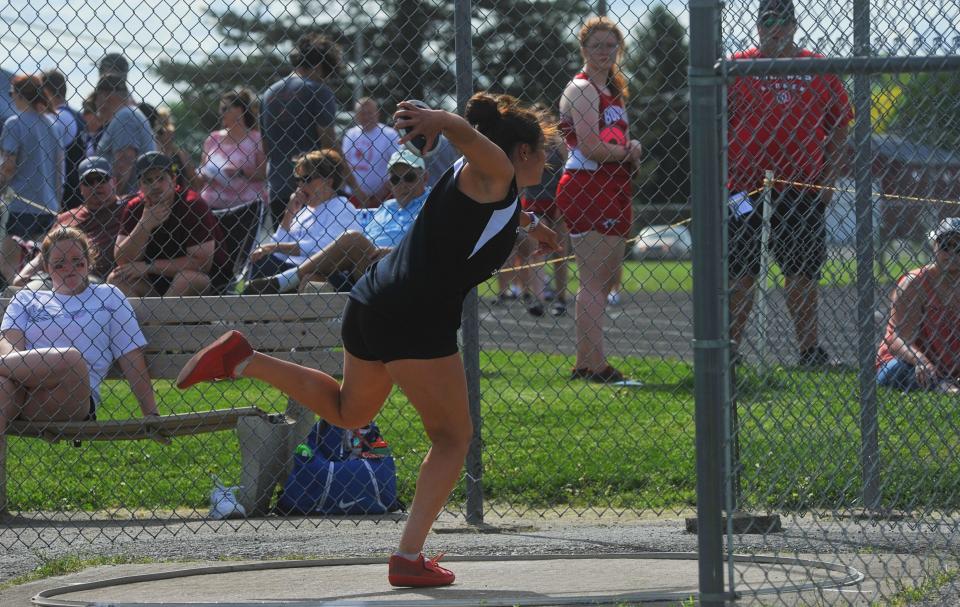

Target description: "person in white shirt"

left=248, top=149, right=362, bottom=279
left=0, top=227, right=158, bottom=434
left=342, top=98, right=401, bottom=207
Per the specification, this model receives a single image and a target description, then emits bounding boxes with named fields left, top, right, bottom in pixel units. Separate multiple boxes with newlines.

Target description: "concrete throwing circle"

left=33, top=552, right=863, bottom=606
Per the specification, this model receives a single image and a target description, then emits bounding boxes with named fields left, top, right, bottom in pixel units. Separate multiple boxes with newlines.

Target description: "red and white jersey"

left=559, top=73, right=629, bottom=171
left=727, top=48, right=853, bottom=192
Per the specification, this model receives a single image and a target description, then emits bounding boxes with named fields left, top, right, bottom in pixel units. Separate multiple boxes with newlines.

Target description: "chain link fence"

left=0, top=0, right=959, bottom=603
left=691, top=0, right=960, bottom=604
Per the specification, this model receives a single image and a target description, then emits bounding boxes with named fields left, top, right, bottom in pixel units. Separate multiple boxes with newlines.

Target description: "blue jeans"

left=876, top=358, right=923, bottom=392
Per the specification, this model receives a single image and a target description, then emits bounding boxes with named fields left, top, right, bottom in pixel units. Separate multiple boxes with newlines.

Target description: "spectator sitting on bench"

left=14, top=157, right=125, bottom=290
left=244, top=149, right=430, bottom=295
left=877, top=218, right=960, bottom=394
left=109, top=152, right=227, bottom=297
left=246, top=149, right=362, bottom=286
left=0, top=227, right=158, bottom=435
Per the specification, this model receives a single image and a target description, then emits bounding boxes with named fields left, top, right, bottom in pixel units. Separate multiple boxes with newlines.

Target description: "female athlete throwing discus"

left=176, top=93, right=560, bottom=587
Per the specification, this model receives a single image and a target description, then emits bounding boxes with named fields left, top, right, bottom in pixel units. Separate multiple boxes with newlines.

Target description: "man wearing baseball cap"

left=726, top=0, right=854, bottom=368
left=13, top=157, right=127, bottom=288
left=110, top=151, right=226, bottom=296
left=243, top=149, right=430, bottom=294
left=877, top=218, right=960, bottom=393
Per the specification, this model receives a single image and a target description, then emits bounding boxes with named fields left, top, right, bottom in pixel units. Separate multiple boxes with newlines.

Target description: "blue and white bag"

left=275, top=420, right=401, bottom=515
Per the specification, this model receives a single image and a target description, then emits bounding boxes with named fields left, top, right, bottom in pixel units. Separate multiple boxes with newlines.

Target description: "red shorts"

left=521, top=196, right=561, bottom=219
left=555, top=166, right=632, bottom=237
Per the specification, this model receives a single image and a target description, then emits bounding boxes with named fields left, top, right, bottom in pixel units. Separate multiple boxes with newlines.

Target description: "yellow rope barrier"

left=501, top=177, right=960, bottom=275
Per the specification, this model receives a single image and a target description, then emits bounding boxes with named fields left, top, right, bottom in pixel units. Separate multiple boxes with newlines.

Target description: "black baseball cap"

left=99, top=53, right=130, bottom=76
left=136, top=151, right=174, bottom=178
left=758, top=0, right=796, bottom=23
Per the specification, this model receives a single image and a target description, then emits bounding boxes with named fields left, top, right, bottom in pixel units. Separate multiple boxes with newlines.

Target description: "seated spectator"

left=243, top=149, right=428, bottom=294
left=246, top=149, right=362, bottom=282
left=109, top=152, right=227, bottom=297
left=198, top=88, right=267, bottom=210
left=877, top=218, right=960, bottom=393
left=153, top=106, right=198, bottom=191
left=14, top=157, right=125, bottom=289
left=0, top=74, right=62, bottom=289
left=95, top=75, right=157, bottom=196
left=0, top=227, right=158, bottom=435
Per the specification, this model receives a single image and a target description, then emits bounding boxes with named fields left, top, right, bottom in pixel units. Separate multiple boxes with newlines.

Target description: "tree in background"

left=888, top=72, right=960, bottom=151
left=154, top=0, right=588, bottom=156
left=471, top=0, right=589, bottom=107
left=623, top=4, right=690, bottom=205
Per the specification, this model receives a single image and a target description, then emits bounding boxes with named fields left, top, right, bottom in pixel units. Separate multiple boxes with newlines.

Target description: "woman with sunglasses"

left=242, top=148, right=430, bottom=295
left=199, top=88, right=267, bottom=211
left=877, top=218, right=960, bottom=394
left=247, top=149, right=362, bottom=281
left=176, top=93, right=560, bottom=587
left=0, top=74, right=62, bottom=288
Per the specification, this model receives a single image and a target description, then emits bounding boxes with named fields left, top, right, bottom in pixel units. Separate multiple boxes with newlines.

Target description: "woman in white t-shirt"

left=0, top=227, right=158, bottom=434
left=198, top=88, right=268, bottom=210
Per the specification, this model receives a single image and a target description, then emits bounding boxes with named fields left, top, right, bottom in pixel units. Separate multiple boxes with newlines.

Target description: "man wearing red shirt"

left=110, top=152, right=226, bottom=296
left=727, top=0, right=853, bottom=367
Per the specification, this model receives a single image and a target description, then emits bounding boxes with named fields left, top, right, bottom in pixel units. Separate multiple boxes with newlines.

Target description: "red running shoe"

left=388, top=552, right=455, bottom=587
left=176, top=330, right=253, bottom=389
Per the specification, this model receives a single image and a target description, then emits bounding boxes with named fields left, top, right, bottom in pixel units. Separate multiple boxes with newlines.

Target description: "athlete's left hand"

left=529, top=223, right=562, bottom=256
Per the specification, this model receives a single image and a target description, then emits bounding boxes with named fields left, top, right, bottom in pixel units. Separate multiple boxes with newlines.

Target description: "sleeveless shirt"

left=351, top=158, right=520, bottom=333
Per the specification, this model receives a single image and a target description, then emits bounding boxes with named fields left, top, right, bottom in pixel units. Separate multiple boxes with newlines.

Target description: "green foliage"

left=9, top=350, right=960, bottom=513
left=623, top=5, right=690, bottom=205
left=888, top=72, right=960, bottom=151
left=154, top=0, right=591, bottom=152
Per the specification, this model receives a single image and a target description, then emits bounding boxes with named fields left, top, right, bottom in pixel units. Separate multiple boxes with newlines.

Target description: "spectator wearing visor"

left=877, top=218, right=960, bottom=393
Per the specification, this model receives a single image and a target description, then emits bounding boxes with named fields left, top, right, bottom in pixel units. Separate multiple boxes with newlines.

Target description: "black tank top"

left=351, top=158, right=520, bottom=333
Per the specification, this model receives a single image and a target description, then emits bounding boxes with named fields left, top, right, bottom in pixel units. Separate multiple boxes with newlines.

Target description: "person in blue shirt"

left=243, top=149, right=430, bottom=294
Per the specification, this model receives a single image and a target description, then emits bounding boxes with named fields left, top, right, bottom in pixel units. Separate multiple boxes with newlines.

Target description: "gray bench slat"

left=131, top=293, right=348, bottom=324
left=140, top=321, right=341, bottom=353
left=7, top=407, right=269, bottom=443
left=106, top=349, right=344, bottom=380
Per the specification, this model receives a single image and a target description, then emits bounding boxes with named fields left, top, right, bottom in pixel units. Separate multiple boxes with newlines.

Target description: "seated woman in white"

left=0, top=227, right=158, bottom=434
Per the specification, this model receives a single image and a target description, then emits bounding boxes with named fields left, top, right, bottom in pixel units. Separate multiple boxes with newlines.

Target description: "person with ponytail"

left=556, top=16, right=643, bottom=383
left=0, top=74, right=63, bottom=287
left=175, top=93, right=560, bottom=587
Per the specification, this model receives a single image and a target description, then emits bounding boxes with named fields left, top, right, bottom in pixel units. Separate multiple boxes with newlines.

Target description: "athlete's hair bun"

left=465, top=93, right=502, bottom=132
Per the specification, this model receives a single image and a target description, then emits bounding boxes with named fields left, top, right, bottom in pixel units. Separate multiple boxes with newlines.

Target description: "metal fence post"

left=456, top=0, right=484, bottom=526
left=689, top=0, right=727, bottom=603
left=853, top=0, right=881, bottom=512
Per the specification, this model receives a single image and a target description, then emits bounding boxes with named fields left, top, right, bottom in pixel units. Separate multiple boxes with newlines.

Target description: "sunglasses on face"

left=81, top=175, right=109, bottom=187
left=389, top=172, right=419, bottom=185
left=937, top=237, right=960, bottom=254
left=297, top=174, right=323, bottom=185
left=759, top=16, right=794, bottom=27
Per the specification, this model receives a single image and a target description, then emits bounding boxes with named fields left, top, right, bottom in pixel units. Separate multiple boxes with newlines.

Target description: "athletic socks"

left=276, top=267, right=301, bottom=293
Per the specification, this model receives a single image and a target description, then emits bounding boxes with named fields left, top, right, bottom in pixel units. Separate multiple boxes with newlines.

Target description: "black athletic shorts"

left=341, top=297, right=459, bottom=363
left=728, top=188, right=827, bottom=280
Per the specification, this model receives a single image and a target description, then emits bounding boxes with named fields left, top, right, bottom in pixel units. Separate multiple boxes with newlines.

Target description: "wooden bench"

left=0, top=292, right=350, bottom=516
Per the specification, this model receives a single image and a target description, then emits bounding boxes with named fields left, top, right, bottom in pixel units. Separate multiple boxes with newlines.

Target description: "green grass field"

left=7, top=350, right=960, bottom=514
left=479, top=252, right=921, bottom=298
